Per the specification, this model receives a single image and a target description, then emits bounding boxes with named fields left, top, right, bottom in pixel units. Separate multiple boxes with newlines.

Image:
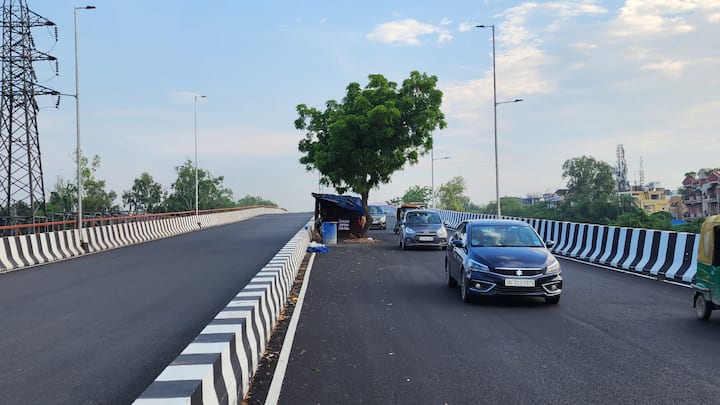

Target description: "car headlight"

left=436, top=227, right=447, bottom=238
left=467, top=259, right=489, bottom=272
left=404, top=227, right=416, bottom=235
left=545, top=258, right=560, bottom=274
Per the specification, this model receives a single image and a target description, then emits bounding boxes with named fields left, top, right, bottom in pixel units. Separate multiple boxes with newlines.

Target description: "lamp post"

left=74, top=5, right=95, bottom=249
left=431, top=149, right=450, bottom=208
left=194, top=95, right=206, bottom=223
left=477, top=24, right=522, bottom=218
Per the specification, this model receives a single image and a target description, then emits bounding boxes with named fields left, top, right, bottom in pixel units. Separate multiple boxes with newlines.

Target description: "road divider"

left=133, top=220, right=314, bottom=405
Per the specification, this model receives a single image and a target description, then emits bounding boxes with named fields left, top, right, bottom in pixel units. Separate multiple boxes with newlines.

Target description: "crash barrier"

left=435, top=210, right=698, bottom=284
left=0, top=207, right=286, bottom=273
left=133, top=219, right=314, bottom=405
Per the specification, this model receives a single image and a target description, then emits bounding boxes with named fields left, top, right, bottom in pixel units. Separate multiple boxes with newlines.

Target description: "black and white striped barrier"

left=435, top=209, right=698, bottom=283
left=0, top=208, right=285, bottom=274
left=133, top=220, right=313, bottom=405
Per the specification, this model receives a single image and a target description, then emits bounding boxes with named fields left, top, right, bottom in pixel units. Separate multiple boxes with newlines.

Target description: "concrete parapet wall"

left=436, top=210, right=698, bottom=283
left=0, top=207, right=285, bottom=274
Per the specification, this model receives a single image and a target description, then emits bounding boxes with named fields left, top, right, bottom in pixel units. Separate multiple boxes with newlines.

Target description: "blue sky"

left=32, top=1, right=720, bottom=212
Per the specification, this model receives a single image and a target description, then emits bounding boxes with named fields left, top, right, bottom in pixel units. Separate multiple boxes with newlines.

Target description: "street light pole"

left=74, top=5, right=95, bottom=249
left=431, top=150, right=450, bottom=208
left=477, top=24, right=522, bottom=219
left=194, top=95, right=206, bottom=224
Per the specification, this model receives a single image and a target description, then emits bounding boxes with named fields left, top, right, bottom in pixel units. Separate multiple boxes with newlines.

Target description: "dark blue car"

left=445, top=219, right=562, bottom=304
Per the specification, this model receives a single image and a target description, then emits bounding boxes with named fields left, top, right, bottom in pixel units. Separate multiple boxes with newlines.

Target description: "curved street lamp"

left=477, top=24, right=523, bottom=218
left=194, top=95, right=207, bottom=224
left=74, top=5, right=95, bottom=250
left=431, top=150, right=450, bottom=208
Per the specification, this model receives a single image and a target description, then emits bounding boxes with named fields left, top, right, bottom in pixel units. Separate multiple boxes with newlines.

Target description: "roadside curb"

left=133, top=220, right=314, bottom=405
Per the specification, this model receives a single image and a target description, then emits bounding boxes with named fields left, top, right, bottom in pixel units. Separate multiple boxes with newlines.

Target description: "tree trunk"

left=361, top=191, right=370, bottom=238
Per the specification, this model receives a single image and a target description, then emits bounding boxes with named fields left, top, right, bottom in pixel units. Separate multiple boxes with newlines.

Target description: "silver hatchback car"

left=398, top=209, right=448, bottom=250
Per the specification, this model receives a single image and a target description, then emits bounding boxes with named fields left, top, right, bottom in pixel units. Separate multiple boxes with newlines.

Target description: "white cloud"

left=458, top=22, right=473, bottom=32
left=438, top=30, right=453, bottom=43
left=610, top=0, right=720, bottom=36
left=366, top=19, right=441, bottom=46
left=574, top=42, right=598, bottom=49
left=640, top=60, right=688, bottom=76
left=709, top=13, right=720, bottom=22
left=366, top=18, right=454, bottom=45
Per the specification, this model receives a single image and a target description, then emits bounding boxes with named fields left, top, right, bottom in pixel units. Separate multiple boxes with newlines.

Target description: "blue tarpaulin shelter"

left=312, top=193, right=365, bottom=216
left=312, top=193, right=366, bottom=238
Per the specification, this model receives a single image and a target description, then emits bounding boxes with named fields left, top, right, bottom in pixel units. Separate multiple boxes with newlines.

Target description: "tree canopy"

left=561, top=155, right=616, bottom=205
left=163, top=159, right=235, bottom=212
left=402, top=185, right=432, bottom=205
left=122, top=172, right=163, bottom=213
left=296, top=71, right=446, bottom=235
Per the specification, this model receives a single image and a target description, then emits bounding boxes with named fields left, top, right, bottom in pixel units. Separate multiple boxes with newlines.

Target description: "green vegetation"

left=399, top=154, right=701, bottom=233
left=295, top=71, right=446, bottom=236
left=38, top=155, right=275, bottom=219
left=401, top=186, right=432, bottom=206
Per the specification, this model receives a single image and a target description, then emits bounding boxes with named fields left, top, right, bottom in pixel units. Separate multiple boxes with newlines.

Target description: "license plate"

left=418, top=236, right=434, bottom=242
left=505, top=279, right=535, bottom=287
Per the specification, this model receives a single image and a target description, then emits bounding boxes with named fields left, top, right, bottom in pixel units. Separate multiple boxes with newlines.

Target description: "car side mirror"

left=451, top=239, right=464, bottom=248
left=545, top=240, right=555, bottom=248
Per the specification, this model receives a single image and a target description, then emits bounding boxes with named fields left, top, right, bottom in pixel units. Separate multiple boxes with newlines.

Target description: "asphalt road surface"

left=276, top=225, right=720, bottom=405
left=0, top=212, right=311, bottom=405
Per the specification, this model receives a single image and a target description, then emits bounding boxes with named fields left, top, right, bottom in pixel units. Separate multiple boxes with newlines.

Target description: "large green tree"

left=295, top=71, right=446, bottom=236
left=437, top=176, right=467, bottom=212
left=163, top=159, right=235, bottom=212
left=561, top=156, right=616, bottom=205
left=47, top=177, right=77, bottom=214
left=122, top=172, right=163, bottom=213
left=79, top=154, right=118, bottom=214
left=402, top=185, right=432, bottom=205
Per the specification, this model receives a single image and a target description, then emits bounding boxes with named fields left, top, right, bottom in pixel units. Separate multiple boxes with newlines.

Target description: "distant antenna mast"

left=615, top=144, right=629, bottom=192
left=0, top=0, right=59, bottom=224
left=638, top=156, right=645, bottom=187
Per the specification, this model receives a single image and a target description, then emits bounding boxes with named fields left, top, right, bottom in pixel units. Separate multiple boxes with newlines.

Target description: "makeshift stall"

left=312, top=193, right=366, bottom=243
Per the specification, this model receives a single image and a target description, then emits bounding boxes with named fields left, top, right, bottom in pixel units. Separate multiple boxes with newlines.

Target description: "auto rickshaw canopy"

left=697, top=214, right=720, bottom=267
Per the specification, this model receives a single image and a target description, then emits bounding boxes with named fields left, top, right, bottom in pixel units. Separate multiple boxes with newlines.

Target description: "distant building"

left=682, top=168, right=720, bottom=218
left=668, top=195, right=687, bottom=220
left=519, top=195, right=543, bottom=206
left=619, top=183, right=670, bottom=215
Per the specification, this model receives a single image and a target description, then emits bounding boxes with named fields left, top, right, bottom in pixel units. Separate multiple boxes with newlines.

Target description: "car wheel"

left=401, top=239, right=407, bottom=251
left=695, top=294, right=712, bottom=321
left=445, top=259, right=457, bottom=288
left=460, top=270, right=472, bottom=303
left=545, top=295, right=560, bottom=305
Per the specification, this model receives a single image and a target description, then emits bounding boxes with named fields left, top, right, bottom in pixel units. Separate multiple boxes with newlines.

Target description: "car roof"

left=463, top=219, right=530, bottom=227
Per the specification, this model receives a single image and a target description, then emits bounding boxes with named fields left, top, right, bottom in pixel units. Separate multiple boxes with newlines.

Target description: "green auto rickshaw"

left=692, top=215, right=720, bottom=320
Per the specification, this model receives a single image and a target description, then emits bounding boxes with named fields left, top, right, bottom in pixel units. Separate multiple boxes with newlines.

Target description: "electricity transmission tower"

left=0, top=0, right=59, bottom=225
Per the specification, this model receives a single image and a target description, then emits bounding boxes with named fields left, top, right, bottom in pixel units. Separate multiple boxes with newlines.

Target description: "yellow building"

left=619, top=185, right=670, bottom=214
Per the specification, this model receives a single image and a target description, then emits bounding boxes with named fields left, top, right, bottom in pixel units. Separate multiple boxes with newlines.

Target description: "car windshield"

left=368, top=206, right=383, bottom=214
left=404, top=211, right=442, bottom=225
left=468, top=224, right=544, bottom=247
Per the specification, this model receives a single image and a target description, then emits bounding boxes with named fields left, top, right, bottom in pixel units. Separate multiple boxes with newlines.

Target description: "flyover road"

left=275, top=225, right=720, bottom=405
left=0, top=212, right=312, bottom=405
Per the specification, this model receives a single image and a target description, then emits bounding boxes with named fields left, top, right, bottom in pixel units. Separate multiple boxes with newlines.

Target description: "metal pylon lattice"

left=0, top=0, right=58, bottom=225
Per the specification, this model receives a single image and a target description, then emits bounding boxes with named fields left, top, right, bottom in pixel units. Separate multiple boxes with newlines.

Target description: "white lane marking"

left=264, top=252, right=316, bottom=405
